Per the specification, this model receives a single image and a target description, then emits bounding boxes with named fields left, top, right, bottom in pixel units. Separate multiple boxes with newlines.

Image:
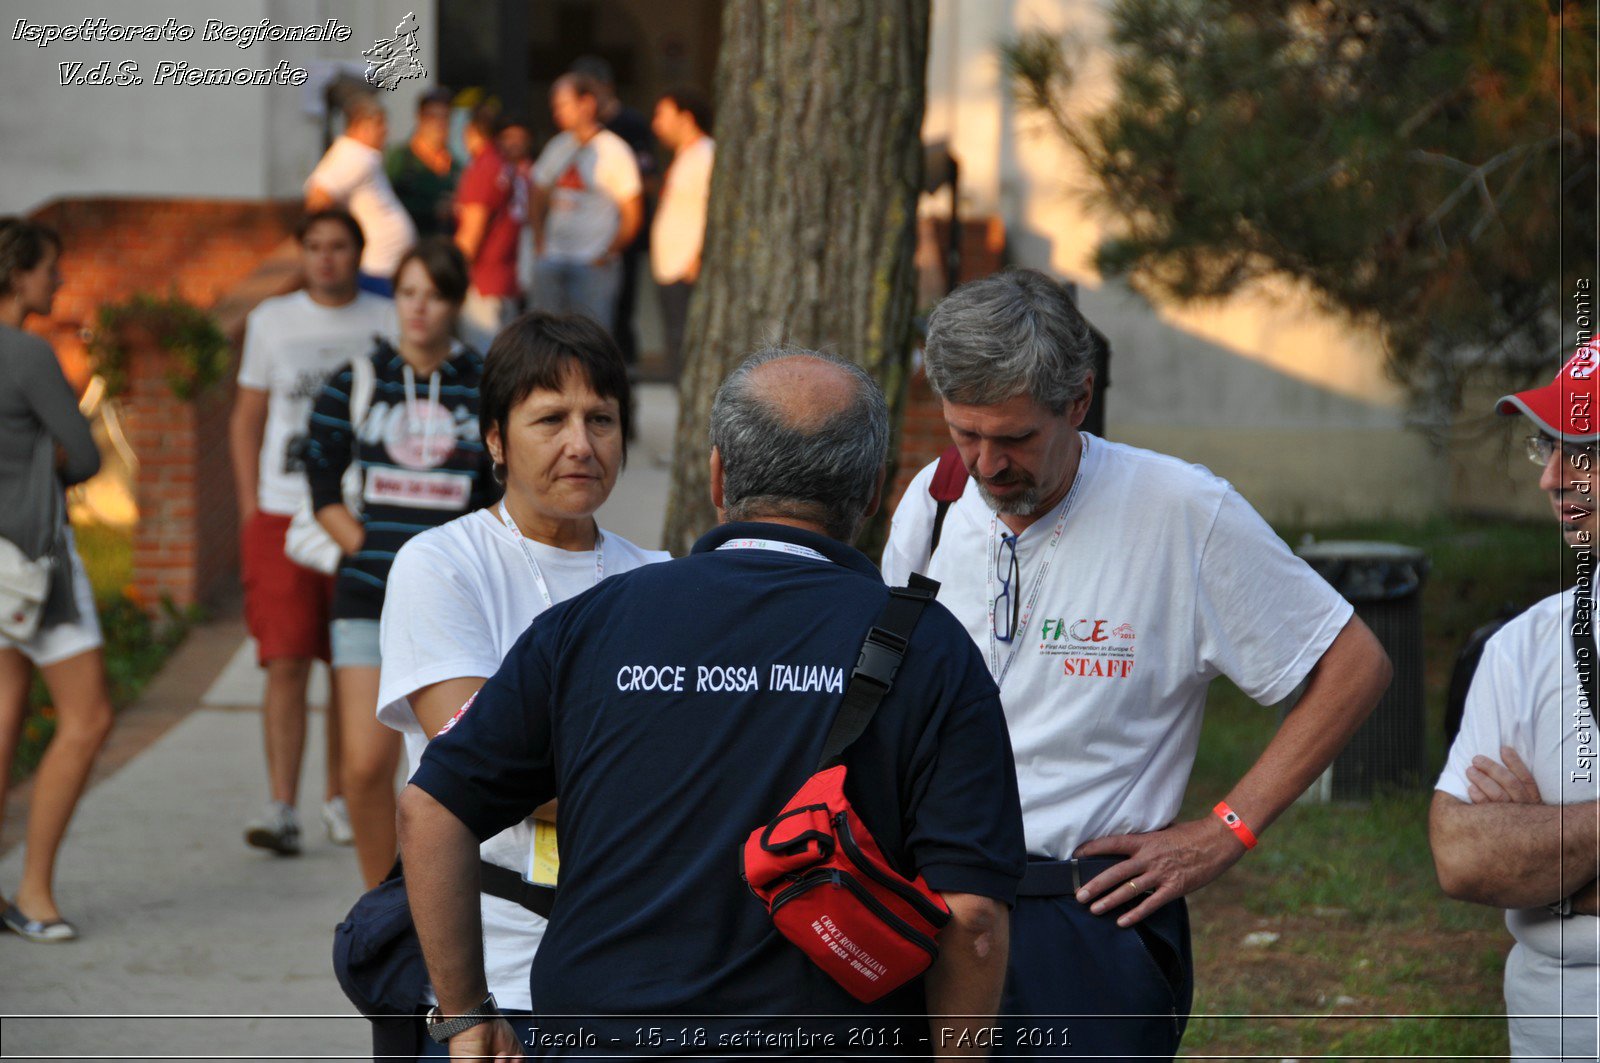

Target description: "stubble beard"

left=975, top=478, right=1043, bottom=517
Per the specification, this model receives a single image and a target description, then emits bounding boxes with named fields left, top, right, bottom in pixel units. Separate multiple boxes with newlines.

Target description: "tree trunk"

left=661, top=0, right=930, bottom=557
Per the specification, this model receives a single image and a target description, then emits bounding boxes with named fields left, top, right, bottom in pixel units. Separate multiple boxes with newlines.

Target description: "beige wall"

left=923, top=0, right=1531, bottom=525
left=1, top=0, right=435, bottom=212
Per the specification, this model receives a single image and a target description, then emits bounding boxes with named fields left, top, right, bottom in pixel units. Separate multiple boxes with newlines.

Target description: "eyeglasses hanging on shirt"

left=983, top=436, right=1091, bottom=690
left=992, top=532, right=1021, bottom=643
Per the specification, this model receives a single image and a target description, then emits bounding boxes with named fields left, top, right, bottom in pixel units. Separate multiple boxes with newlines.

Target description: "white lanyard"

left=985, top=440, right=1089, bottom=689
left=498, top=501, right=604, bottom=610
left=716, top=538, right=831, bottom=563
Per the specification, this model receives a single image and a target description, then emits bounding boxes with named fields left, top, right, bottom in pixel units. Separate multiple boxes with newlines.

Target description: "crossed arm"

left=1429, top=747, right=1600, bottom=913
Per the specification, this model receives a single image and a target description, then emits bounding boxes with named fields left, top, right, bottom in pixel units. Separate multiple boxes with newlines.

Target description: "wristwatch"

left=425, top=993, right=500, bottom=1044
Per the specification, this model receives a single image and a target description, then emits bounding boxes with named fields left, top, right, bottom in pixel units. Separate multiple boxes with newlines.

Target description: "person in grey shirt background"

left=0, top=217, right=114, bottom=943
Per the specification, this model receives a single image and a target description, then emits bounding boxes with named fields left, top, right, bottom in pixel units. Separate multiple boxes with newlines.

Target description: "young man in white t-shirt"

left=305, top=92, right=417, bottom=296
left=229, top=210, right=396, bottom=856
left=881, top=269, right=1392, bottom=1059
left=649, top=88, right=714, bottom=381
left=528, top=73, right=642, bottom=333
left=1430, top=348, right=1600, bottom=1062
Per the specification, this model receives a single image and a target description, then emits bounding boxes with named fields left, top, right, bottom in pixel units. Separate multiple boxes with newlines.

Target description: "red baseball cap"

left=1496, top=344, right=1600, bottom=442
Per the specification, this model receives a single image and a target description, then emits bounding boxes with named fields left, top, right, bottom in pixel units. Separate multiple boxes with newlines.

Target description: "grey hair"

left=710, top=346, right=889, bottom=541
left=923, top=268, right=1095, bottom=413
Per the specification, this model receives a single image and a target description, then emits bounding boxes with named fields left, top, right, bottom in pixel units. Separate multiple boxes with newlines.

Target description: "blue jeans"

left=530, top=256, right=621, bottom=333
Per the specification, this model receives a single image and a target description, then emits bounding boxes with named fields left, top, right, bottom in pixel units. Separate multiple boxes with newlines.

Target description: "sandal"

left=1, top=904, right=78, bottom=943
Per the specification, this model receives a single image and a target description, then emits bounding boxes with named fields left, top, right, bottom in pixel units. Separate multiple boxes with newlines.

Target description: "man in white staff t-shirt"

left=1430, top=346, right=1600, bottom=1062
left=229, top=209, right=396, bottom=856
left=882, top=268, right=1391, bottom=1060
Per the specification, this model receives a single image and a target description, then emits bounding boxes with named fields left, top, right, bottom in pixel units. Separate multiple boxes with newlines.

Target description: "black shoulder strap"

left=479, top=860, right=555, bottom=919
left=818, top=573, right=940, bottom=770
left=384, top=855, right=555, bottom=919
left=1574, top=596, right=1597, bottom=718
left=930, top=501, right=953, bottom=555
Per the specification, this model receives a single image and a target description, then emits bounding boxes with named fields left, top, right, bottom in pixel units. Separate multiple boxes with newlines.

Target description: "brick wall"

left=29, top=198, right=301, bottom=388
left=26, top=198, right=302, bottom=608
left=890, top=215, right=1007, bottom=511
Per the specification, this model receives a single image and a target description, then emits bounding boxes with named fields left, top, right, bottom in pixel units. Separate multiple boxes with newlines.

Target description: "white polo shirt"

left=1436, top=587, right=1599, bottom=1061
left=883, top=435, right=1352, bottom=859
left=378, top=508, right=669, bottom=1009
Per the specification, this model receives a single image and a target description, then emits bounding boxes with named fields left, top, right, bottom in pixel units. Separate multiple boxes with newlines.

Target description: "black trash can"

left=1293, top=540, right=1430, bottom=800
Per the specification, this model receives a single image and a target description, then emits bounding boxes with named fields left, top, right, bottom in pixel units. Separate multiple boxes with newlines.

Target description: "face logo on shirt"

left=438, top=691, right=477, bottom=735
left=1036, top=616, right=1137, bottom=679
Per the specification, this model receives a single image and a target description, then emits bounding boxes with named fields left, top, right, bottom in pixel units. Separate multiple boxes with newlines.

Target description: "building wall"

left=1, top=0, right=436, bottom=213
left=923, top=0, right=1547, bottom=524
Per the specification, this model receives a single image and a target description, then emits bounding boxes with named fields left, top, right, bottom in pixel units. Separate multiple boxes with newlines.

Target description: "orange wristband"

left=1213, top=801, right=1257, bottom=849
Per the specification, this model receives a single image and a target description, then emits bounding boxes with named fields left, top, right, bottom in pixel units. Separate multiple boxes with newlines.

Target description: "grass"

left=10, top=523, right=199, bottom=780
left=1178, top=515, right=1559, bottom=1058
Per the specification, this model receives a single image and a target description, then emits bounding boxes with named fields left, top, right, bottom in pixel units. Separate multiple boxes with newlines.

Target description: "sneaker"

left=244, top=802, right=301, bottom=856
left=1, top=904, right=78, bottom=943
left=322, top=797, right=354, bottom=846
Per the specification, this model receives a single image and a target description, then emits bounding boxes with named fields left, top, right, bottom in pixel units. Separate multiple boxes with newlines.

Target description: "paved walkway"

left=0, top=385, right=679, bottom=1062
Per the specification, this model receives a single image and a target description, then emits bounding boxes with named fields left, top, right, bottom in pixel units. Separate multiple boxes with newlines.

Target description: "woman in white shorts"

left=0, top=218, right=114, bottom=943
left=376, top=311, right=668, bottom=1058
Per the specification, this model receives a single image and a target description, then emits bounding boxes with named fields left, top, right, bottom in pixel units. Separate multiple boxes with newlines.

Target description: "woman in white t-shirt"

left=376, top=311, right=668, bottom=1056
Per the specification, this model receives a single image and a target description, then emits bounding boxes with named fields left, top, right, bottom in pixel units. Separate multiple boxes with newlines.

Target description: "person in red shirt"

left=454, top=108, right=522, bottom=353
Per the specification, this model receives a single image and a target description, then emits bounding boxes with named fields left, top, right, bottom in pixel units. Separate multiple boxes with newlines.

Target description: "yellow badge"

left=530, top=819, right=560, bottom=886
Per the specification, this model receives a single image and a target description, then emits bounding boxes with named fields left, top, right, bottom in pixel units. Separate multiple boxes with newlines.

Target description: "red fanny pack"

left=741, top=577, right=948, bottom=1003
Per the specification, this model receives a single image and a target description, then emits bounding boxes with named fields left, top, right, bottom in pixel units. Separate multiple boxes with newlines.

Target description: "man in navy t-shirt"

left=400, top=347, right=1025, bottom=1057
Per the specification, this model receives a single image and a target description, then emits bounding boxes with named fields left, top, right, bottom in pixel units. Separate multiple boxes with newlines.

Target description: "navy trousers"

left=998, top=861, right=1193, bottom=1062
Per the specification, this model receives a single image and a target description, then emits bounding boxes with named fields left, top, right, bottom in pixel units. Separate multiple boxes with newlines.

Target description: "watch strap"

left=425, top=993, right=500, bottom=1044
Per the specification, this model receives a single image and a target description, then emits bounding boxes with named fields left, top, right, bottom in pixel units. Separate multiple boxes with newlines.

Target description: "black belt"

left=1016, top=856, right=1127, bottom=898
left=479, top=860, right=555, bottom=919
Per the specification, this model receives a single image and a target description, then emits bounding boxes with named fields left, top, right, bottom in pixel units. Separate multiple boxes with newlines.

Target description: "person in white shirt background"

left=528, top=73, right=643, bottom=334
left=376, top=311, right=667, bottom=1055
left=649, top=87, right=715, bottom=383
left=1430, top=346, right=1600, bottom=1062
left=881, top=268, right=1391, bottom=1060
left=305, top=92, right=418, bottom=298
left=228, top=209, right=396, bottom=858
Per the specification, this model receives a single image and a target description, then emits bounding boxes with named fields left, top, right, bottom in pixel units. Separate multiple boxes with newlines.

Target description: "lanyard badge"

left=497, top=501, right=605, bottom=609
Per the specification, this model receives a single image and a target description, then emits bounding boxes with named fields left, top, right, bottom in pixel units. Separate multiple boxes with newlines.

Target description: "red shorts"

left=241, top=510, right=334, bottom=664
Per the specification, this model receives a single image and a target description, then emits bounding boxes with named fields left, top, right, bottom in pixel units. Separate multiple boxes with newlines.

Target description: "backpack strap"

left=818, top=572, right=941, bottom=770
left=348, top=345, right=378, bottom=429
left=928, top=445, right=969, bottom=556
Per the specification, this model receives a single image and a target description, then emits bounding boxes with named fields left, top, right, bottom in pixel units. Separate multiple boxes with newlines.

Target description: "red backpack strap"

left=927, top=445, right=968, bottom=555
